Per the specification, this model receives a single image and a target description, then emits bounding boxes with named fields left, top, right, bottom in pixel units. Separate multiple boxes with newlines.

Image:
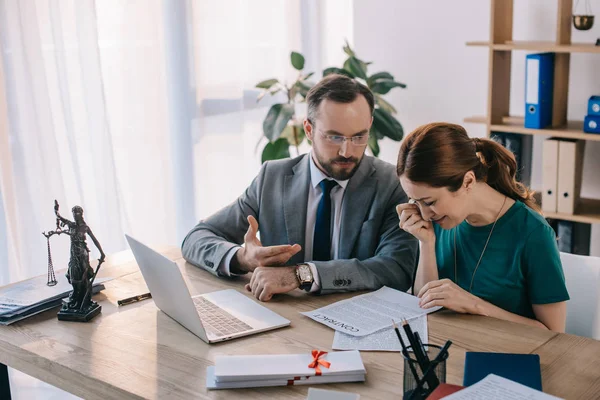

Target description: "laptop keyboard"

left=193, top=296, right=253, bottom=337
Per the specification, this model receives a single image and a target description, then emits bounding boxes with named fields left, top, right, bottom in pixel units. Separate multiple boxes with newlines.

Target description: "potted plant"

left=256, top=42, right=406, bottom=162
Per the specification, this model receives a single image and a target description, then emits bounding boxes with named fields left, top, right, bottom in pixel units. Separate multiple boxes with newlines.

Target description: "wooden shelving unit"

left=466, top=40, right=600, bottom=54
left=465, top=0, right=600, bottom=226
left=464, top=115, right=600, bottom=142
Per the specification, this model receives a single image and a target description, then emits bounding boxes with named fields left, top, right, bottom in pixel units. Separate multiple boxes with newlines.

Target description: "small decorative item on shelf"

left=584, top=95, right=600, bottom=134
left=42, top=200, right=106, bottom=322
left=573, top=0, right=595, bottom=30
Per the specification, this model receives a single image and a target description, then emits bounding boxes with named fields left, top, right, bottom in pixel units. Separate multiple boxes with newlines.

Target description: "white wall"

left=353, top=0, right=600, bottom=256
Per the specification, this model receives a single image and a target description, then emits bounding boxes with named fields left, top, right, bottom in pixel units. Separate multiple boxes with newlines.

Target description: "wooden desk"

left=0, top=247, right=599, bottom=399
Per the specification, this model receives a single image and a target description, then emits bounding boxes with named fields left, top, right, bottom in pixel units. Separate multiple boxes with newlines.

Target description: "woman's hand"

left=417, top=278, right=480, bottom=314
left=396, top=203, right=435, bottom=243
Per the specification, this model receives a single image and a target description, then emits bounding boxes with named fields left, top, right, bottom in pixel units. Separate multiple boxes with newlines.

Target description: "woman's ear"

left=463, top=171, right=477, bottom=192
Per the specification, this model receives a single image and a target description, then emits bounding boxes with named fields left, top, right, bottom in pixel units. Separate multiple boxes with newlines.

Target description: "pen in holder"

left=402, top=344, right=448, bottom=400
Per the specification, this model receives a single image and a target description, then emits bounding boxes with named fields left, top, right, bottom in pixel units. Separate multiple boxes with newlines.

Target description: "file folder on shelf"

left=557, top=140, right=585, bottom=215
left=557, top=220, right=591, bottom=256
left=542, top=138, right=560, bottom=213
left=524, top=53, right=555, bottom=129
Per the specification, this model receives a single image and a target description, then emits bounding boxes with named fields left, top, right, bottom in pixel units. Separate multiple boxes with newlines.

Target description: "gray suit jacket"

left=181, top=154, right=418, bottom=294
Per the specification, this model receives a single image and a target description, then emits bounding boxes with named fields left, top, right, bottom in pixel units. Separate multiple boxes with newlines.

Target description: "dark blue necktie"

left=313, top=179, right=337, bottom=261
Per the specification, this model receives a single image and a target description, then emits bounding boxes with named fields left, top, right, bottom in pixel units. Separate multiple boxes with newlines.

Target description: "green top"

left=433, top=200, right=569, bottom=319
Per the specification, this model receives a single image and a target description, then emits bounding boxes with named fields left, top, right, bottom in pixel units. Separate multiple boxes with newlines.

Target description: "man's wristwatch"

left=295, top=263, right=314, bottom=291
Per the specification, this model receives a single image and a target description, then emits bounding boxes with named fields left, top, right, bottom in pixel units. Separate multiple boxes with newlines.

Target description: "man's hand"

left=417, top=278, right=480, bottom=314
left=245, top=266, right=299, bottom=301
left=233, top=215, right=301, bottom=273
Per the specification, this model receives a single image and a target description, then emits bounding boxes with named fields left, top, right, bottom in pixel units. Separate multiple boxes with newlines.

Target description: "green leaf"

left=291, top=51, right=305, bottom=70
left=370, top=125, right=384, bottom=140
left=302, top=72, right=314, bottom=80
left=295, top=80, right=312, bottom=98
left=263, top=103, right=295, bottom=142
left=256, top=78, right=279, bottom=89
left=374, top=94, right=397, bottom=114
left=367, top=72, right=394, bottom=87
left=368, top=134, right=380, bottom=157
left=261, top=138, right=291, bottom=163
left=343, top=40, right=355, bottom=57
left=281, top=123, right=306, bottom=146
left=370, top=79, right=407, bottom=95
left=343, top=57, right=367, bottom=80
left=372, top=108, right=403, bottom=141
left=323, top=67, right=354, bottom=78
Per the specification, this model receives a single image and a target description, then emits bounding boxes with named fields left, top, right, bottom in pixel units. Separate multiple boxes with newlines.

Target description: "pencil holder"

left=402, top=344, right=448, bottom=400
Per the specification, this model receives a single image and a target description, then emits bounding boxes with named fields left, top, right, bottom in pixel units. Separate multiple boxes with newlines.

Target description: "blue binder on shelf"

left=525, top=53, right=555, bottom=129
left=463, top=352, right=542, bottom=390
left=584, top=115, right=600, bottom=134
left=588, top=95, right=600, bottom=116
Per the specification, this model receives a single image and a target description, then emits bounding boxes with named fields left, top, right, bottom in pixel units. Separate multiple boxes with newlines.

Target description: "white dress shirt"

left=218, top=152, right=348, bottom=292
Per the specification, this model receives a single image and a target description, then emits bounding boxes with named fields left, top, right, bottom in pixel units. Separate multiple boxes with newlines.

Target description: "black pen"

left=117, top=292, right=152, bottom=306
left=402, top=318, right=440, bottom=390
left=414, top=332, right=429, bottom=363
left=392, top=319, right=420, bottom=385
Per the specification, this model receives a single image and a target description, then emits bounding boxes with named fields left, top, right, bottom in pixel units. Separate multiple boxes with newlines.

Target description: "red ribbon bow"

left=308, top=350, right=331, bottom=376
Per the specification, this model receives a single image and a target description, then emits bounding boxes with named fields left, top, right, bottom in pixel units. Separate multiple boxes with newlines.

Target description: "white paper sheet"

left=301, top=286, right=441, bottom=336
left=444, top=374, right=563, bottom=400
left=332, top=314, right=428, bottom=352
left=307, top=388, right=360, bottom=400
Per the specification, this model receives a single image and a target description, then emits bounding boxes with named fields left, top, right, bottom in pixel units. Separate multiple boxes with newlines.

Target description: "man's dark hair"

left=306, top=74, right=375, bottom=125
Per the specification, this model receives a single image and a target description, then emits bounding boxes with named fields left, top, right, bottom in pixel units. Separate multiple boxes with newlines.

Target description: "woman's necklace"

left=454, top=195, right=507, bottom=293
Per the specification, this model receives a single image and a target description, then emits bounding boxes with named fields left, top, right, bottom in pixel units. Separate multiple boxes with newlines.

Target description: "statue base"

left=57, top=300, right=101, bottom=322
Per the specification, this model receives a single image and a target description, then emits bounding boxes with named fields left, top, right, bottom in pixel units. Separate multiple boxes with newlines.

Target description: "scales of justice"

left=42, top=200, right=106, bottom=322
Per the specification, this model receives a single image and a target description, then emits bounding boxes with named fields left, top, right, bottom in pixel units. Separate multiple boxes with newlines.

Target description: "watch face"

left=299, top=265, right=311, bottom=280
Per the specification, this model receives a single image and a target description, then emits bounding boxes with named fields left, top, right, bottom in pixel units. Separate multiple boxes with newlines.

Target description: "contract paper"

left=301, top=286, right=441, bottom=336
left=444, top=374, right=563, bottom=400
left=332, top=314, right=428, bottom=351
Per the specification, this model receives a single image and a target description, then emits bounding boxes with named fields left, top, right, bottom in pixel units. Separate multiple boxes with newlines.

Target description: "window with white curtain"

left=0, top=0, right=353, bottom=285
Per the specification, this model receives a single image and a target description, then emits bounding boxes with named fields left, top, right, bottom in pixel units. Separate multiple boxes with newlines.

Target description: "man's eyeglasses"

left=318, top=131, right=369, bottom=146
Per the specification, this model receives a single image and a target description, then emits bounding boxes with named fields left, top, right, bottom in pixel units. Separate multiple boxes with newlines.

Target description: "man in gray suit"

left=182, top=74, right=417, bottom=301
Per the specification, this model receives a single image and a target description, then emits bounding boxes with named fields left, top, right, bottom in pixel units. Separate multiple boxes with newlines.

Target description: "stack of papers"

left=301, top=287, right=440, bottom=337
left=444, top=374, right=563, bottom=400
left=0, top=269, right=110, bottom=325
left=300, top=287, right=438, bottom=351
left=206, top=350, right=366, bottom=389
left=332, top=314, right=428, bottom=352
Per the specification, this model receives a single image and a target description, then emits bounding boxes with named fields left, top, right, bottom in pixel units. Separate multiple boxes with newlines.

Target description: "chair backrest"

left=560, top=252, right=600, bottom=340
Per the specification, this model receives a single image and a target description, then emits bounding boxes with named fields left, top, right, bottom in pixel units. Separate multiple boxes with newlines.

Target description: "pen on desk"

left=392, top=319, right=421, bottom=386
left=117, top=292, right=152, bottom=306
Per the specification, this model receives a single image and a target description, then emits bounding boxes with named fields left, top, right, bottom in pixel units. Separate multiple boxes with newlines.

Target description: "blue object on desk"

left=525, top=53, right=555, bottom=129
left=463, top=352, right=542, bottom=390
left=588, top=95, right=600, bottom=116
left=584, top=115, right=600, bottom=134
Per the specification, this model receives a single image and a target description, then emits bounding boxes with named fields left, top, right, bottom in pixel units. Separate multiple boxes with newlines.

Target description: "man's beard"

left=318, top=155, right=362, bottom=180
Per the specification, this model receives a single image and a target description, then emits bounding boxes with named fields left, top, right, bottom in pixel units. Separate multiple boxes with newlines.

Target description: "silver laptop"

left=125, top=234, right=290, bottom=343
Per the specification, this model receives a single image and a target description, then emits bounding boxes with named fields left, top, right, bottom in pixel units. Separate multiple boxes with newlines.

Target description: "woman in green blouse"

left=396, top=122, right=569, bottom=332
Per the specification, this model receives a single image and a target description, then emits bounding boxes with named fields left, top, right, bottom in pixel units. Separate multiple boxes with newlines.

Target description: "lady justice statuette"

left=42, top=200, right=106, bottom=322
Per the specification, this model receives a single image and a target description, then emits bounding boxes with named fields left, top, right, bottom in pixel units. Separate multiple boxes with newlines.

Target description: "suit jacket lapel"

left=339, top=158, right=377, bottom=259
left=283, top=155, right=310, bottom=264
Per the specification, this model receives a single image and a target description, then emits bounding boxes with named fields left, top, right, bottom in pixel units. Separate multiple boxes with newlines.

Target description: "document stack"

left=0, top=269, right=108, bottom=325
left=206, top=350, right=366, bottom=389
